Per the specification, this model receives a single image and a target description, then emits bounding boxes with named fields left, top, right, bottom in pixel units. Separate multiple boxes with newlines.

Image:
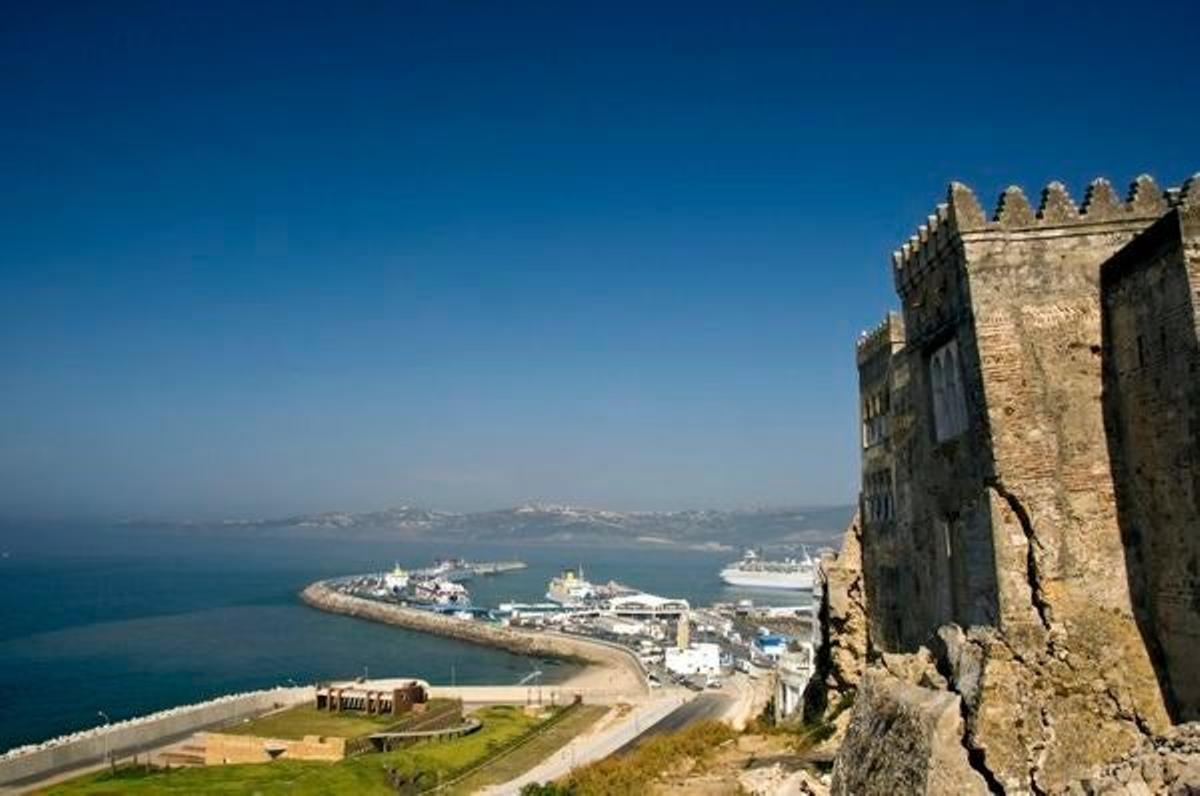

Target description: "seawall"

left=299, top=580, right=648, bottom=700
left=0, top=686, right=313, bottom=789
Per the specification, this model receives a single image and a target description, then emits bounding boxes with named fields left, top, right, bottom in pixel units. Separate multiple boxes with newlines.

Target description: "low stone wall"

left=202, top=731, right=345, bottom=765
left=431, top=685, right=617, bottom=705
left=299, top=581, right=648, bottom=698
left=0, top=686, right=313, bottom=787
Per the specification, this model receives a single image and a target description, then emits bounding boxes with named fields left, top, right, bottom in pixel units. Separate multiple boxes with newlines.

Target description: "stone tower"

left=855, top=174, right=1200, bottom=792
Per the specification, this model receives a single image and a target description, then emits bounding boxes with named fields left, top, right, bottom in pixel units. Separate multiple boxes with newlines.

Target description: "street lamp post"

left=97, top=711, right=111, bottom=771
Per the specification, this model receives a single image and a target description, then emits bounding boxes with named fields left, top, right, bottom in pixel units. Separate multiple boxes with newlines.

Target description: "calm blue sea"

left=0, top=525, right=814, bottom=752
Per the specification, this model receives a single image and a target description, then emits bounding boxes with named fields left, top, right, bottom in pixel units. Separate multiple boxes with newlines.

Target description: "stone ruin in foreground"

left=819, top=173, right=1200, bottom=794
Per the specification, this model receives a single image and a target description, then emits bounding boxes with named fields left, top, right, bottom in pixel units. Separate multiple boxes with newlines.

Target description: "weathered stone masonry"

left=1102, top=201, right=1200, bottom=722
left=846, top=173, right=1200, bottom=794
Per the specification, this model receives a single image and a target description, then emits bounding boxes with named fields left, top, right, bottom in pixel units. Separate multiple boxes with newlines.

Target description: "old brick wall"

left=202, top=732, right=346, bottom=764
left=1103, top=203, right=1200, bottom=721
left=890, top=187, right=1005, bottom=649
left=860, top=176, right=1192, bottom=792
left=856, top=313, right=908, bottom=649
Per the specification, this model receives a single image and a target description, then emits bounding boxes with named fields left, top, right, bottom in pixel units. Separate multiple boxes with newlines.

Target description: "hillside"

left=209, top=502, right=853, bottom=549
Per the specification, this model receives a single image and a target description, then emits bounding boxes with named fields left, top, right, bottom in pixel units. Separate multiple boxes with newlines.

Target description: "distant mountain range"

left=203, top=502, right=854, bottom=550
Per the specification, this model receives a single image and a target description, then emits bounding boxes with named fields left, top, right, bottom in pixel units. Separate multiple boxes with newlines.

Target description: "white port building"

left=592, top=616, right=646, bottom=636
left=602, top=593, right=690, bottom=618
left=774, top=644, right=815, bottom=722
left=664, top=642, right=721, bottom=676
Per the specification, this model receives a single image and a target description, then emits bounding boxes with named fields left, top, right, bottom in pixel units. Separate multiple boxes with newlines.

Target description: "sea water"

left=0, top=525, right=815, bottom=752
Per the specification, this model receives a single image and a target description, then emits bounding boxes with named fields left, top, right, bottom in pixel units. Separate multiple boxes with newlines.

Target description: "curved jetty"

left=299, top=580, right=648, bottom=698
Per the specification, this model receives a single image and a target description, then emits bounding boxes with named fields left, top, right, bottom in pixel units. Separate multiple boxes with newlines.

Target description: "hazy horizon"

left=4, top=3, right=1198, bottom=521
left=0, top=497, right=857, bottom=527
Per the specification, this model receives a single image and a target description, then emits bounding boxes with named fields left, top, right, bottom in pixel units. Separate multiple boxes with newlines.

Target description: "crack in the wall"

left=986, top=480, right=1054, bottom=633
left=934, top=631, right=1007, bottom=795
left=1029, top=707, right=1052, bottom=796
left=1103, top=685, right=1155, bottom=738
left=959, top=699, right=1007, bottom=795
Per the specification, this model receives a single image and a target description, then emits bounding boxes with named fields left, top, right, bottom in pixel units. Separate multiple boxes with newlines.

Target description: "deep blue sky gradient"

left=2, top=2, right=1198, bottom=519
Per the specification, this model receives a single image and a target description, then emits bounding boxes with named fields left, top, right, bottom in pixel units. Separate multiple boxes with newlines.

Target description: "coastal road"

left=478, top=692, right=693, bottom=796
left=611, top=692, right=729, bottom=753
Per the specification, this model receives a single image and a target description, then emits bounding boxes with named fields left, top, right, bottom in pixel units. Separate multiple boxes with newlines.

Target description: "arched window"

left=931, top=339, right=968, bottom=441
left=931, top=355, right=947, bottom=437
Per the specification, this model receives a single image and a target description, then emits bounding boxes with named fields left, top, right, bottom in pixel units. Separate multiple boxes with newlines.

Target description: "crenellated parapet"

left=892, top=174, right=1193, bottom=296
left=856, top=310, right=905, bottom=365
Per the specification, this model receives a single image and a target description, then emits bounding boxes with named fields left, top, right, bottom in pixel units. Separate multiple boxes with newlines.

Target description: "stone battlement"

left=892, top=174, right=1198, bottom=295
left=848, top=166, right=1200, bottom=792
left=855, top=311, right=904, bottom=363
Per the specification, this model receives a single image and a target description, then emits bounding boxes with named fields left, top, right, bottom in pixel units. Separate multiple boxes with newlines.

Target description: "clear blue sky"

left=2, top=2, right=1197, bottom=520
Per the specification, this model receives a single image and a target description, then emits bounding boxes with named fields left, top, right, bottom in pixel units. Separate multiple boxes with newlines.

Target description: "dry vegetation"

left=520, top=720, right=737, bottom=796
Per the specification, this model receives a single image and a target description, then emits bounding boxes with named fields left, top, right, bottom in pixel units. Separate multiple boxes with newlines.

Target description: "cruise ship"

left=719, top=549, right=815, bottom=591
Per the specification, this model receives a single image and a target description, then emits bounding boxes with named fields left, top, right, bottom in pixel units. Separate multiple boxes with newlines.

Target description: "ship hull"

left=719, top=569, right=814, bottom=591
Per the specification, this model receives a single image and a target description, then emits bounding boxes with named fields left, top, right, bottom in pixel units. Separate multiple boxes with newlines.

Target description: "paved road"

left=479, top=692, right=692, bottom=795
left=612, top=692, right=729, bottom=754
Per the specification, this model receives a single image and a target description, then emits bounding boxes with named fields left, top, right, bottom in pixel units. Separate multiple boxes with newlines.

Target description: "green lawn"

left=446, top=704, right=609, bottom=794
left=222, top=705, right=411, bottom=740
left=43, top=705, right=543, bottom=795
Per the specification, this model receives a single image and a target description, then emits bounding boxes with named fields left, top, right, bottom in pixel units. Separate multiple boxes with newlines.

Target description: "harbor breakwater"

left=299, top=580, right=649, bottom=700
left=0, top=686, right=313, bottom=789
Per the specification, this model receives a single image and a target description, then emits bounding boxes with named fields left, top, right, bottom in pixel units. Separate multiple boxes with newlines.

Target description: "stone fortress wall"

left=842, top=172, right=1200, bottom=794
left=1101, top=201, right=1200, bottom=722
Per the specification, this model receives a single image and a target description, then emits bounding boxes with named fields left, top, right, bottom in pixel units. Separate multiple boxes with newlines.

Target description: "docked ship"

left=413, top=578, right=470, bottom=606
left=417, top=558, right=474, bottom=582
left=719, top=549, right=815, bottom=591
left=413, top=558, right=527, bottom=581
left=546, top=567, right=598, bottom=605
left=383, top=564, right=410, bottom=594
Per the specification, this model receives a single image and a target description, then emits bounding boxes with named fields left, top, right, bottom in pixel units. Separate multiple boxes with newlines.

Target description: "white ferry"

left=719, top=549, right=815, bottom=591
left=413, top=578, right=470, bottom=606
left=546, top=567, right=597, bottom=605
left=383, top=564, right=410, bottom=594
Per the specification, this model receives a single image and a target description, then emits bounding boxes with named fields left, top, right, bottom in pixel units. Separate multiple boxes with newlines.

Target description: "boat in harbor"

left=412, top=578, right=471, bottom=606
left=417, top=558, right=474, bottom=582
left=546, top=567, right=598, bottom=605
left=411, top=558, right=527, bottom=581
left=383, top=564, right=410, bottom=594
left=719, top=549, right=815, bottom=591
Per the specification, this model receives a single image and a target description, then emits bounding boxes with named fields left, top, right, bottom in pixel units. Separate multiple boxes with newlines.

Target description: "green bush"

left=520, top=783, right=576, bottom=795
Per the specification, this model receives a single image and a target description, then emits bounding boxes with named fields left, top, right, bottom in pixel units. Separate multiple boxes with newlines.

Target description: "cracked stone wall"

left=804, top=510, right=868, bottom=731
left=850, top=177, right=1193, bottom=793
left=1102, top=204, right=1200, bottom=722
left=959, top=200, right=1174, bottom=793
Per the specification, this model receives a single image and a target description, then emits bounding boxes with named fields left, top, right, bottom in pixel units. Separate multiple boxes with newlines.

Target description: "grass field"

left=445, top=704, right=609, bottom=795
left=43, top=705, right=545, bottom=795
left=223, top=705, right=407, bottom=740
